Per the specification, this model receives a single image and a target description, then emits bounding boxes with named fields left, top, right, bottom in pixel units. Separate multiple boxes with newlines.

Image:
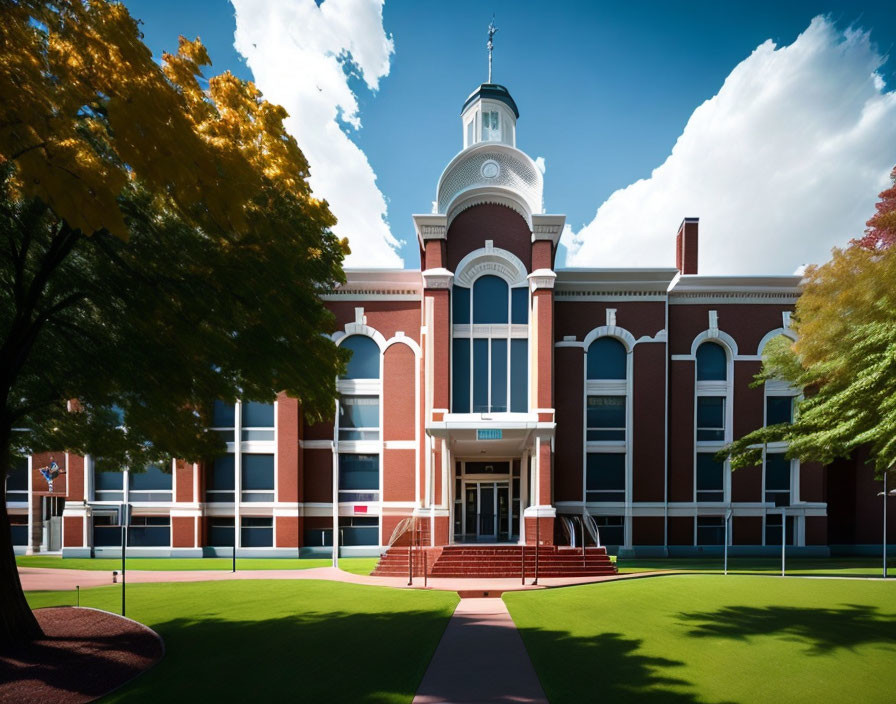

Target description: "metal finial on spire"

left=487, top=16, right=497, bottom=83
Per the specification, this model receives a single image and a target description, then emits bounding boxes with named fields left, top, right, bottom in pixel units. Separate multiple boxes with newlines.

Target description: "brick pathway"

left=413, top=598, right=548, bottom=704
left=18, top=565, right=669, bottom=592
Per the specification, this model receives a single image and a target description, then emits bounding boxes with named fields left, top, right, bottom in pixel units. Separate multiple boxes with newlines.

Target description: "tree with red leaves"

left=851, top=166, right=896, bottom=250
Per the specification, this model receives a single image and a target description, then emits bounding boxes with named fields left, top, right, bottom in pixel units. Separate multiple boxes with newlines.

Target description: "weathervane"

left=487, top=16, right=497, bottom=83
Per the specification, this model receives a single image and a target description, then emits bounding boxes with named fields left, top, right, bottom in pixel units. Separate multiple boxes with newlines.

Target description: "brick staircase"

left=371, top=544, right=617, bottom=579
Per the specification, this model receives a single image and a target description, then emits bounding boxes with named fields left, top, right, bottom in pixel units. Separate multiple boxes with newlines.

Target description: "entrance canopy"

left=426, top=412, right=553, bottom=456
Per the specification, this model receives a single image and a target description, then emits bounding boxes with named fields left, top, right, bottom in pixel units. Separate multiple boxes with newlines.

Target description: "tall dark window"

left=765, top=453, right=791, bottom=506
left=339, top=517, right=379, bottom=546
left=593, top=516, right=624, bottom=545
left=242, top=454, right=274, bottom=502
left=94, top=467, right=124, bottom=502
left=129, top=465, right=172, bottom=502
left=212, top=401, right=236, bottom=428
left=696, top=397, right=725, bottom=441
left=586, top=396, right=626, bottom=441
left=128, top=516, right=170, bottom=547
left=6, top=457, right=28, bottom=502
left=766, top=396, right=793, bottom=425
left=696, top=517, right=725, bottom=545
left=765, top=513, right=794, bottom=545
left=587, top=338, right=626, bottom=380
left=452, top=275, right=527, bottom=413
left=586, top=453, right=625, bottom=502
left=208, top=517, right=235, bottom=547
left=342, top=335, right=380, bottom=379
left=696, top=342, right=727, bottom=381
left=696, top=453, right=724, bottom=502
left=339, top=396, right=379, bottom=440
left=339, top=454, right=379, bottom=502
left=207, top=455, right=235, bottom=503
left=241, top=517, right=273, bottom=547
left=473, top=275, right=508, bottom=323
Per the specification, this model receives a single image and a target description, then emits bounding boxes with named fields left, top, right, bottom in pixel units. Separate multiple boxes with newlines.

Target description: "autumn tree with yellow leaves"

left=1, top=0, right=349, bottom=644
left=721, top=168, right=896, bottom=488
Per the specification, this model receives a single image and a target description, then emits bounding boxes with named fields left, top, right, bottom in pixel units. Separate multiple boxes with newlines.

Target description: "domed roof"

left=462, top=83, right=519, bottom=118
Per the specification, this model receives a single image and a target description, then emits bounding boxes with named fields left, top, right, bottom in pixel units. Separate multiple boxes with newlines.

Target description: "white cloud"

left=563, top=17, right=896, bottom=274
left=534, top=156, right=546, bottom=174
left=231, top=0, right=402, bottom=267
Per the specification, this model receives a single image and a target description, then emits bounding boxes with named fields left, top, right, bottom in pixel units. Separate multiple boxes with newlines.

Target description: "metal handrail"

left=582, top=507, right=602, bottom=549
left=559, top=515, right=575, bottom=546
left=388, top=516, right=415, bottom=547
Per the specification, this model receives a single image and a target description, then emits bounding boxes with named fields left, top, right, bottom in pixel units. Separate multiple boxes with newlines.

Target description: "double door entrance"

left=463, top=481, right=510, bottom=542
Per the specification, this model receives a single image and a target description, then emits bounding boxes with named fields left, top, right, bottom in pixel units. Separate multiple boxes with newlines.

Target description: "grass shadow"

left=680, top=603, right=896, bottom=655
left=108, top=608, right=452, bottom=703
left=514, top=624, right=735, bottom=704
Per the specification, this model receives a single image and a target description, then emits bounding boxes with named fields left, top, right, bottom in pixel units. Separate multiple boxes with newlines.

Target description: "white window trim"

left=581, top=332, right=634, bottom=546
left=693, top=339, right=734, bottom=507
left=450, top=260, right=530, bottom=415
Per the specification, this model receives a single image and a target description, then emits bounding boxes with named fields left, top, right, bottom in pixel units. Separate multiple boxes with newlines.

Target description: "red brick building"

left=7, top=82, right=892, bottom=559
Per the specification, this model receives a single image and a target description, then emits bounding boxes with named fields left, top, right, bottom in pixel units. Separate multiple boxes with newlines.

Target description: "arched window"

left=587, top=338, right=626, bottom=380
left=336, top=333, right=382, bottom=514
left=694, top=340, right=731, bottom=519
left=341, top=335, right=380, bottom=379
left=473, top=275, right=509, bottom=324
left=584, top=335, right=630, bottom=523
left=452, top=274, right=528, bottom=413
left=696, top=342, right=727, bottom=381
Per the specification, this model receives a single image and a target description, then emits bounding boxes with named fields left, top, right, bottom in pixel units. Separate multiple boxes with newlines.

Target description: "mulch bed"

left=0, top=607, right=163, bottom=703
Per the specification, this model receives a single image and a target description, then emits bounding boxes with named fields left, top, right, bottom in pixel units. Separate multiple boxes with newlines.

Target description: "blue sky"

left=124, top=0, right=896, bottom=273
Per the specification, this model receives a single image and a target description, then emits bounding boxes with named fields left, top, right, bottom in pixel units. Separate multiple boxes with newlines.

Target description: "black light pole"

left=878, top=471, right=896, bottom=579
left=581, top=516, right=586, bottom=568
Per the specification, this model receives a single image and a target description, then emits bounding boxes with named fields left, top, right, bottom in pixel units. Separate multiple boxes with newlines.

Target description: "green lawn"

left=505, top=575, right=896, bottom=704
left=27, top=580, right=457, bottom=703
left=16, top=555, right=379, bottom=575
left=617, top=556, right=896, bottom=577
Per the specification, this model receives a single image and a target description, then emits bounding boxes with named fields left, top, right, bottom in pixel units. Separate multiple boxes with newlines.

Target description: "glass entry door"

left=463, top=481, right=509, bottom=542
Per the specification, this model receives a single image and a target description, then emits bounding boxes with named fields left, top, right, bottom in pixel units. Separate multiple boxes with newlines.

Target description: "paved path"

left=413, top=598, right=548, bottom=704
left=18, top=565, right=667, bottom=592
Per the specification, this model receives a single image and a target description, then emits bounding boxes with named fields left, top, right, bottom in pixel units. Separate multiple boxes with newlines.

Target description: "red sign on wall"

left=354, top=505, right=368, bottom=514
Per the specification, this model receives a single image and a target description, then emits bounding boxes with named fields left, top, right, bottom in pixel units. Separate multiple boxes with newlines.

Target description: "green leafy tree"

left=1, top=0, right=348, bottom=644
left=721, top=175, right=896, bottom=480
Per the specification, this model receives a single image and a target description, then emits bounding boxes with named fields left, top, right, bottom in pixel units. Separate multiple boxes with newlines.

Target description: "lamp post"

left=877, top=470, right=896, bottom=579
left=724, top=509, right=732, bottom=576
left=780, top=508, right=787, bottom=578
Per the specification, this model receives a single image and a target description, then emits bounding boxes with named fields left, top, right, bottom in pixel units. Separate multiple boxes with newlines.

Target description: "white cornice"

left=421, top=267, right=454, bottom=289
left=412, top=213, right=447, bottom=247
left=670, top=274, right=802, bottom=300
left=528, top=268, right=557, bottom=292
left=530, top=214, right=566, bottom=246
left=321, top=269, right=423, bottom=301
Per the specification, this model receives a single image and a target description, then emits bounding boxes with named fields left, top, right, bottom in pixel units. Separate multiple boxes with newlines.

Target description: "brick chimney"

left=675, top=217, right=699, bottom=275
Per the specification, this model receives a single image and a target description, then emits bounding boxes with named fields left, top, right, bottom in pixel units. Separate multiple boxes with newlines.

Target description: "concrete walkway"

left=18, top=565, right=667, bottom=592
left=413, top=598, right=548, bottom=704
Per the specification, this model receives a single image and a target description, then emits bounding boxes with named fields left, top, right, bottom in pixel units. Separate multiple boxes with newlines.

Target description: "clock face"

left=481, top=160, right=500, bottom=179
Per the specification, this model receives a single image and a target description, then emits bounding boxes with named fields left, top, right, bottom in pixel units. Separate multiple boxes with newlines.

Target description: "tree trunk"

left=0, top=450, right=44, bottom=647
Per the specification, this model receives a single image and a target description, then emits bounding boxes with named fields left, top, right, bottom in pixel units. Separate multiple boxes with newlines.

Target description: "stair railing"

left=559, top=515, right=575, bottom=547
left=582, top=507, right=602, bottom=549
left=387, top=516, right=417, bottom=586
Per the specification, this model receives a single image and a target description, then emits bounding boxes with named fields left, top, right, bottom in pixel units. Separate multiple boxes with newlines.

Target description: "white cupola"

left=461, top=84, right=519, bottom=149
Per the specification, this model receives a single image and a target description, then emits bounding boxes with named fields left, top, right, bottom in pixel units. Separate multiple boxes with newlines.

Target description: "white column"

left=519, top=450, right=529, bottom=545
left=533, top=437, right=541, bottom=507
left=332, top=398, right=340, bottom=567
left=440, top=439, right=449, bottom=509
